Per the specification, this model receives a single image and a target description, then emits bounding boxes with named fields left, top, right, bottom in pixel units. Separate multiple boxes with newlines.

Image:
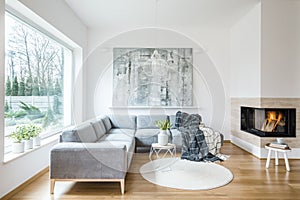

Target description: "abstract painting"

left=113, top=48, right=193, bottom=106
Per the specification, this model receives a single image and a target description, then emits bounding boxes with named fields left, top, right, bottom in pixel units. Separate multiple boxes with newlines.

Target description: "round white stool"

left=265, top=143, right=291, bottom=171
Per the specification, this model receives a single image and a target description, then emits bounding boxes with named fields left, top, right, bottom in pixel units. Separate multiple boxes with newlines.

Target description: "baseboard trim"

left=230, top=136, right=300, bottom=159
left=1, top=167, right=49, bottom=200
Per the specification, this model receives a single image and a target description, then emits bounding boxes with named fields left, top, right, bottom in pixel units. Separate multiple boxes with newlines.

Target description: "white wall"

left=86, top=26, right=231, bottom=137
left=230, top=3, right=261, bottom=97
left=0, top=0, right=87, bottom=198
left=261, top=0, right=300, bottom=97
left=230, top=0, right=300, bottom=97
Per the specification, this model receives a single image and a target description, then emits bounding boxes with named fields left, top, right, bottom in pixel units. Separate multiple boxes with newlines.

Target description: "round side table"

left=149, top=143, right=176, bottom=161
left=265, top=143, right=291, bottom=171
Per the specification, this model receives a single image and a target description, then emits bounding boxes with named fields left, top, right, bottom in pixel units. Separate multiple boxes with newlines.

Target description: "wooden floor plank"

left=6, top=143, right=300, bottom=200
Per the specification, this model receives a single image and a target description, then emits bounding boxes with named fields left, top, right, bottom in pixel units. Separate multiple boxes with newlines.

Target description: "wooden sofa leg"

left=120, top=179, right=125, bottom=194
left=50, top=179, right=55, bottom=194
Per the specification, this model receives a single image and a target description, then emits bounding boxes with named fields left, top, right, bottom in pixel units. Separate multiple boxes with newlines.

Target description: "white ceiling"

left=64, top=0, right=260, bottom=29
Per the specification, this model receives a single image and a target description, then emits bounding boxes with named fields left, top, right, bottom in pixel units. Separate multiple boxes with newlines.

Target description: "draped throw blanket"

left=175, top=111, right=222, bottom=162
left=200, top=125, right=222, bottom=155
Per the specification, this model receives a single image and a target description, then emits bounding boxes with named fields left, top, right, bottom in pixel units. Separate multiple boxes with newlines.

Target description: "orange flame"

left=265, top=111, right=283, bottom=132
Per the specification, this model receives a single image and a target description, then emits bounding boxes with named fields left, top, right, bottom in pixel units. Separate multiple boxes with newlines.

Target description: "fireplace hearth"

left=241, top=106, right=296, bottom=137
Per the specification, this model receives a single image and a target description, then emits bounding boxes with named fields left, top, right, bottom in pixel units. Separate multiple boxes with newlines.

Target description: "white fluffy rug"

left=140, top=158, right=233, bottom=190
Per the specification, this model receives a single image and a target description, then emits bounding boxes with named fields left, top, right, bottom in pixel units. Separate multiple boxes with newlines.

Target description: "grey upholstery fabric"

left=109, top=115, right=136, bottom=129
left=60, top=124, right=98, bottom=143
left=168, top=129, right=182, bottom=147
left=135, top=129, right=159, bottom=147
left=169, top=115, right=177, bottom=129
left=76, top=124, right=98, bottom=143
left=96, top=140, right=135, bottom=169
left=137, top=115, right=168, bottom=129
left=50, top=143, right=127, bottom=179
left=60, top=130, right=80, bottom=142
left=107, top=128, right=135, bottom=136
left=101, top=116, right=112, bottom=131
left=99, top=133, right=133, bottom=142
left=90, top=120, right=106, bottom=139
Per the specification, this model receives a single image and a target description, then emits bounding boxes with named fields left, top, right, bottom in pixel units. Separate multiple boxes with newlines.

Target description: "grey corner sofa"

left=50, top=114, right=223, bottom=194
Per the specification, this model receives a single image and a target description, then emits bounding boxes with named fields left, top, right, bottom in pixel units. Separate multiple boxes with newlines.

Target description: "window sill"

left=3, top=134, right=59, bottom=164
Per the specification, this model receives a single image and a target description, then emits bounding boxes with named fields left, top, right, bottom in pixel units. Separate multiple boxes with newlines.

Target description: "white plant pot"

left=33, top=137, right=41, bottom=146
left=158, top=130, right=168, bottom=146
left=24, top=139, right=33, bottom=150
left=12, top=142, right=25, bottom=154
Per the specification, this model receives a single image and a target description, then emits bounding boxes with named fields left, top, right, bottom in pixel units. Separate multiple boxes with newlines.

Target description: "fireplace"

left=241, top=106, right=296, bottom=137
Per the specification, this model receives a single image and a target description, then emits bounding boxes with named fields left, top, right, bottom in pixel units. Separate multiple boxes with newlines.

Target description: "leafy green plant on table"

left=155, top=120, right=172, bottom=130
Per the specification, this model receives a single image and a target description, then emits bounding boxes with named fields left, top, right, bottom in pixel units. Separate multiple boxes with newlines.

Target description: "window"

left=4, top=12, right=73, bottom=154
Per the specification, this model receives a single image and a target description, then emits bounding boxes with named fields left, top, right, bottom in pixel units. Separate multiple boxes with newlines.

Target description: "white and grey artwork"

left=113, top=48, right=193, bottom=106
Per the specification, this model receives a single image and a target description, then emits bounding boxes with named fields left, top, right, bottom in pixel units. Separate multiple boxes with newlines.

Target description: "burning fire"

left=267, top=111, right=282, bottom=123
left=262, top=111, right=285, bottom=132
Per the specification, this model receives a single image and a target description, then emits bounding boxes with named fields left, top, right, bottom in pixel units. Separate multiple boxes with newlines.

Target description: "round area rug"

left=140, top=158, right=233, bottom=190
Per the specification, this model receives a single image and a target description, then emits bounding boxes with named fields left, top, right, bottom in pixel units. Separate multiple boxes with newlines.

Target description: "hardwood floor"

left=6, top=143, right=300, bottom=200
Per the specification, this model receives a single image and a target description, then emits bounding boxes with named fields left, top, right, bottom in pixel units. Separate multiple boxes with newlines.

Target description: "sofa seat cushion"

left=99, top=133, right=134, bottom=142
left=135, top=129, right=160, bottom=147
left=96, top=139, right=135, bottom=169
left=96, top=140, right=133, bottom=152
left=107, top=128, right=135, bottom=136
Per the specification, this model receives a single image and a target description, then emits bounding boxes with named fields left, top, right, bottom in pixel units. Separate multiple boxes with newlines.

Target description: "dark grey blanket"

left=175, top=111, right=222, bottom=162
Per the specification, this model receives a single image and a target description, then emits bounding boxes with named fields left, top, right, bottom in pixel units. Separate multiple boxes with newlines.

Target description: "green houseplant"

left=155, top=120, right=172, bottom=130
left=9, top=127, right=25, bottom=154
left=155, top=120, right=172, bottom=146
left=28, top=124, right=42, bottom=146
left=18, top=125, right=33, bottom=150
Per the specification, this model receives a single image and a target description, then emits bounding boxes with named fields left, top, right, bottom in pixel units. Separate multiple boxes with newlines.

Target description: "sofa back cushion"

left=101, top=116, right=112, bottom=131
left=76, top=123, right=98, bottom=142
left=137, top=115, right=168, bottom=129
left=90, top=120, right=106, bottom=139
left=60, top=129, right=80, bottom=142
left=109, top=115, right=136, bottom=129
left=169, top=115, right=177, bottom=129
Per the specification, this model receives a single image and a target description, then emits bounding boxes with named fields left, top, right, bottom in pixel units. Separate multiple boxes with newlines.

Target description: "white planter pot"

left=158, top=130, right=168, bottom=146
left=12, top=142, right=25, bottom=154
left=24, top=139, right=33, bottom=150
left=33, top=137, right=41, bottom=146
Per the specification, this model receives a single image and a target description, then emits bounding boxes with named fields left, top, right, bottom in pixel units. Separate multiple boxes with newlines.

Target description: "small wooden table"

left=265, top=143, right=291, bottom=171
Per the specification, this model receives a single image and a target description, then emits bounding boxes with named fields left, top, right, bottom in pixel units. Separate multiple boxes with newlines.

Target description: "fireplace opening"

left=241, top=106, right=296, bottom=137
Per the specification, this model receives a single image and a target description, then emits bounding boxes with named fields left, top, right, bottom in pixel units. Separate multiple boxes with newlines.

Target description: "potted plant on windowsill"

left=155, top=120, right=172, bottom=146
left=28, top=124, right=42, bottom=146
left=9, top=129, right=24, bottom=154
left=21, top=125, right=33, bottom=150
